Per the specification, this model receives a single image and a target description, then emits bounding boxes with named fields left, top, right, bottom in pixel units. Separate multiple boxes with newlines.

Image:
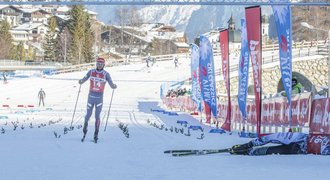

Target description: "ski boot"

left=81, top=123, right=88, bottom=142
left=93, top=131, right=98, bottom=143
left=230, top=141, right=254, bottom=155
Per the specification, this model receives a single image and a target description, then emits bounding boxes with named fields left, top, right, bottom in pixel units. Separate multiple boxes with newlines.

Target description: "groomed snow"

left=0, top=59, right=329, bottom=180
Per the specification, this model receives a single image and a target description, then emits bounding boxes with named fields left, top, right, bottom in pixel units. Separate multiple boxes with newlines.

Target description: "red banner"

left=310, top=98, right=330, bottom=134
left=245, top=6, right=262, bottom=135
left=307, top=134, right=330, bottom=155
left=219, top=29, right=231, bottom=131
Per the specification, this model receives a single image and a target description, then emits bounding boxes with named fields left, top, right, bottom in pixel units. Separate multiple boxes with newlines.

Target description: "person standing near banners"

left=78, top=57, right=117, bottom=143
left=281, top=77, right=303, bottom=96
left=38, top=88, right=46, bottom=107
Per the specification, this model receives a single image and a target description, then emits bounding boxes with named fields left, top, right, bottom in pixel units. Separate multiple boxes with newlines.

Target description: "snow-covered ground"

left=0, top=59, right=329, bottom=180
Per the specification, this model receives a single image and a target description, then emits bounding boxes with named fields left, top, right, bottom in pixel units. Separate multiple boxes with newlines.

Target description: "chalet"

left=20, top=8, right=50, bottom=24
left=0, top=5, right=23, bottom=27
left=10, top=22, right=48, bottom=43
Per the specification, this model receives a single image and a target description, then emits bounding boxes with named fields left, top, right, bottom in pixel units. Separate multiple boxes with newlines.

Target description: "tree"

left=83, top=14, right=94, bottom=63
left=55, top=26, right=71, bottom=64
left=14, top=42, right=26, bottom=61
left=150, top=38, right=162, bottom=55
left=67, top=5, right=94, bottom=65
left=0, top=20, right=14, bottom=59
left=115, top=7, right=143, bottom=57
left=43, top=16, right=57, bottom=61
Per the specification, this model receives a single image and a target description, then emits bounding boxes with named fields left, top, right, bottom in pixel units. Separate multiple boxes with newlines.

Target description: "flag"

left=199, top=35, right=218, bottom=120
left=219, top=29, right=231, bottom=131
left=245, top=6, right=262, bottom=135
left=238, top=19, right=250, bottom=122
left=190, top=43, right=202, bottom=111
left=271, top=0, right=293, bottom=128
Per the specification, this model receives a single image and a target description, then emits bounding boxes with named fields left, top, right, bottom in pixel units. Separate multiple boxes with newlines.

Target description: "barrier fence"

left=163, top=93, right=330, bottom=135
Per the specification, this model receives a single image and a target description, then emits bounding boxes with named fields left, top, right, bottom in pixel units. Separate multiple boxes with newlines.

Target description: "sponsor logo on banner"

left=199, top=35, right=218, bottom=120
left=245, top=6, right=262, bottom=135
left=190, top=43, right=202, bottom=111
left=238, top=19, right=250, bottom=121
left=310, top=98, right=330, bottom=134
left=220, top=30, right=231, bottom=131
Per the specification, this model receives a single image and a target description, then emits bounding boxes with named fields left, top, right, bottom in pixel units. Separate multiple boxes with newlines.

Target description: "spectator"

left=281, top=77, right=303, bottom=96
left=174, top=56, right=178, bottom=68
left=38, top=88, right=46, bottom=107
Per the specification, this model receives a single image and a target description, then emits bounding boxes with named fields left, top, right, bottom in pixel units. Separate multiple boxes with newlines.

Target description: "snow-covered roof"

left=174, top=42, right=190, bottom=48
left=0, top=5, right=9, bottom=10
left=55, top=14, right=69, bottom=21
left=19, top=8, right=39, bottom=13
left=13, top=22, right=47, bottom=31
left=56, top=6, right=70, bottom=12
left=10, top=30, right=29, bottom=34
left=84, top=9, right=97, bottom=15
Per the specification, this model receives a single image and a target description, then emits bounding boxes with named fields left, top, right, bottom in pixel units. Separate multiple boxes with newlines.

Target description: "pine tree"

left=15, top=42, right=26, bottom=61
left=68, top=5, right=95, bottom=65
left=83, top=14, right=94, bottom=63
left=68, top=5, right=86, bottom=64
left=0, top=20, right=14, bottom=59
left=43, top=16, right=57, bottom=62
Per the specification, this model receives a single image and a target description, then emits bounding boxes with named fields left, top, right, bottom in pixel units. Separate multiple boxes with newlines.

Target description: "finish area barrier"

left=163, top=93, right=330, bottom=135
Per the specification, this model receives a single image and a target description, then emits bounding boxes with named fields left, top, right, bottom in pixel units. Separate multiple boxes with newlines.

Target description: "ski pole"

left=104, top=89, right=115, bottom=132
left=70, top=84, right=82, bottom=128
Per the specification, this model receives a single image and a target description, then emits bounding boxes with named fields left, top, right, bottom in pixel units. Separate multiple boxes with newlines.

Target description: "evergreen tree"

left=15, top=42, right=26, bottom=61
left=68, top=5, right=95, bottom=65
left=83, top=14, right=94, bottom=63
left=43, top=16, right=57, bottom=61
left=68, top=5, right=86, bottom=64
left=0, top=20, right=14, bottom=59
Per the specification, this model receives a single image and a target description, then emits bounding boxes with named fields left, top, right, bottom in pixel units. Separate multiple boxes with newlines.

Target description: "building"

left=0, top=5, right=23, bottom=27
left=101, top=23, right=189, bottom=56
left=20, top=8, right=50, bottom=24
left=10, top=22, right=49, bottom=43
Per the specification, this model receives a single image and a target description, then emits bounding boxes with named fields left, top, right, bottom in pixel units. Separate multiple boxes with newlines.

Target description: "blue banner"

left=190, top=44, right=202, bottom=111
left=272, top=0, right=292, bottom=104
left=238, top=19, right=250, bottom=120
left=199, top=35, right=217, bottom=118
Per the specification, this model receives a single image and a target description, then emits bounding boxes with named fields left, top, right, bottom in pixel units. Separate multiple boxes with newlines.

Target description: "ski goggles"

left=96, top=62, right=104, bottom=66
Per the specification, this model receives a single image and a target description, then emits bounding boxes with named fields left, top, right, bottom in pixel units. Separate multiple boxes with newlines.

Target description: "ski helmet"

left=96, top=57, right=105, bottom=69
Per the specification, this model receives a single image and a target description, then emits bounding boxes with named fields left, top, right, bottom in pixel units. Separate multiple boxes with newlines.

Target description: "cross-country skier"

left=230, top=132, right=330, bottom=155
left=78, top=57, right=117, bottom=142
left=38, top=88, right=46, bottom=107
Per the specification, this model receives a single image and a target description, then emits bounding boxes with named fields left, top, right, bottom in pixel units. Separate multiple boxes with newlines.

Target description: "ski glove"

left=78, top=79, right=83, bottom=84
left=110, top=84, right=117, bottom=89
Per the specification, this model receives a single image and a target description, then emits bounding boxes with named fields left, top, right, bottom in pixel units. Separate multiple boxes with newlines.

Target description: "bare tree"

left=115, top=7, right=143, bottom=59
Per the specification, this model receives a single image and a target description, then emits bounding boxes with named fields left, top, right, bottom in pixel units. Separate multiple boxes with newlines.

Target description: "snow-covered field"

left=0, top=59, right=329, bottom=180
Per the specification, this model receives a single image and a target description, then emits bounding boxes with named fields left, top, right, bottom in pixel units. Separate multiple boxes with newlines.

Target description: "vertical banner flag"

left=238, top=19, right=250, bottom=123
left=219, top=29, right=231, bottom=131
left=199, top=35, right=218, bottom=120
left=245, top=6, right=262, bottom=135
left=191, top=43, right=202, bottom=111
left=271, top=0, right=293, bottom=129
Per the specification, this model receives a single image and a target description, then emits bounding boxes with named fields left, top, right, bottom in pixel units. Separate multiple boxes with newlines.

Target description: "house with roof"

left=100, top=23, right=189, bottom=56
left=10, top=22, right=48, bottom=43
left=20, top=8, right=50, bottom=24
left=0, top=5, right=23, bottom=27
